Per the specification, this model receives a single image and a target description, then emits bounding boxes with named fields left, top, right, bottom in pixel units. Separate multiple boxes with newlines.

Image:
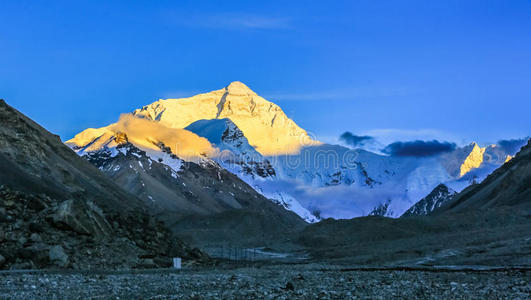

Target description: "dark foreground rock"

left=0, top=266, right=529, bottom=299
left=0, top=100, right=209, bottom=270
left=0, top=185, right=208, bottom=270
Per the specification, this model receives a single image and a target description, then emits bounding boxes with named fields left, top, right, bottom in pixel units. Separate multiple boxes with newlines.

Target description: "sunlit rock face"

left=68, top=81, right=316, bottom=158
left=132, top=81, right=319, bottom=156
left=459, top=143, right=486, bottom=177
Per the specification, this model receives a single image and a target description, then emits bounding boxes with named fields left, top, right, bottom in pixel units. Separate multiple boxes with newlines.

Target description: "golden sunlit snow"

left=67, top=115, right=217, bottom=161
left=132, top=81, right=320, bottom=156
left=459, top=143, right=485, bottom=177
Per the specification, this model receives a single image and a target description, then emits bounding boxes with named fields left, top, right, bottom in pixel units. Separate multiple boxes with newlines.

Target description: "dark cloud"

left=497, top=137, right=529, bottom=155
left=382, top=140, right=456, bottom=157
left=340, top=132, right=374, bottom=147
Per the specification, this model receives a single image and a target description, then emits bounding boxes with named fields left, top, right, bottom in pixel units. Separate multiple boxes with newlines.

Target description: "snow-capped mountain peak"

left=225, top=81, right=257, bottom=95
left=459, top=142, right=486, bottom=177
left=131, top=81, right=319, bottom=156
left=401, top=184, right=457, bottom=217
left=65, top=82, right=524, bottom=222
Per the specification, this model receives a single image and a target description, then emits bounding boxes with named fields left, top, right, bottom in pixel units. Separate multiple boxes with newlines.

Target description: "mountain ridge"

left=65, top=83, right=522, bottom=220
left=0, top=99, right=205, bottom=269
left=401, top=184, right=456, bottom=217
left=434, top=139, right=531, bottom=213
left=130, top=81, right=319, bottom=156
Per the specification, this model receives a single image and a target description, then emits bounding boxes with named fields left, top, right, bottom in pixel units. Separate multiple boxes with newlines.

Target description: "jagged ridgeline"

left=0, top=99, right=207, bottom=270
left=67, top=82, right=523, bottom=221
left=296, top=141, right=531, bottom=265
left=401, top=184, right=457, bottom=217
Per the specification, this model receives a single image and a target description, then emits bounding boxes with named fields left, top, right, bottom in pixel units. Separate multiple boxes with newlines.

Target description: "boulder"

left=19, top=243, right=49, bottom=266
left=26, top=195, right=48, bottom=211
left=30, top=233, right=42, bottom=243
left=0, top=211, right=8, bottom=223
left=50, top=199, right=112, bottom=238
left=29, top=222, right=46, bottom=233
left=49, top=245, right=69, bottom=268
left=17, top=236, right=27, bottom=246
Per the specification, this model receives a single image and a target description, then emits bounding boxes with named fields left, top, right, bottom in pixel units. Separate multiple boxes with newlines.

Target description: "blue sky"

left=1, top=0, right=530, bottom=146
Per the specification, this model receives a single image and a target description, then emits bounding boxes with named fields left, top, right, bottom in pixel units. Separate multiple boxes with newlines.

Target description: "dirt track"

left=0, top=266, right=529, bottom=299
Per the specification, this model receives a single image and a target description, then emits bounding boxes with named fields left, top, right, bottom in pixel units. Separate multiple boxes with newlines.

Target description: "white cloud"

left=362, top=128, right=464, bottom=146
left=207, top=14, right=292, bottom=30
left=166, top=12, right=292, bottom=30
left=111, top=114, right=218, bottom=159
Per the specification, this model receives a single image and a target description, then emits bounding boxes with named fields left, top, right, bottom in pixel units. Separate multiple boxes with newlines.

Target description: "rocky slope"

left=85, top=141, right=264, bottom=218
left=80, top=134, right=307, bottom=247
left=0, top=99, right=206, bottom=270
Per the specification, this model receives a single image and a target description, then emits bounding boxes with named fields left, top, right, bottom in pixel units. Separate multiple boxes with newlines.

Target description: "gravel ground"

left=0, top=266, right=529, bottom=299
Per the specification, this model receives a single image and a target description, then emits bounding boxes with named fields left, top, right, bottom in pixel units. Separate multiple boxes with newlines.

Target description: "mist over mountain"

left=496, top=138, right=529, bottom=155
left=67, top=82, right=522, bottom=221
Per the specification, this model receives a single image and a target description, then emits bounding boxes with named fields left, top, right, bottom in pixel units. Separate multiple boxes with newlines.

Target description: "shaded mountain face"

left=184, top=118, right=318, bottom=222
left=401, top=184, right=457, bottom=217
left=435, top=139, right=531, bottom=214
left=81, top=135, right=307, bottom=247
left=296, top=209, right=531, bottom=266
left=85, top=142, right=261, bottom=217
left=84, top=138, right=302, bottom=217
left=0, top=101, right=138, bottom=211
left=65, top=82, right=519, bottom=220
left=184, top=118, right=276, bottom=180
left=0, top=100, right=205, bottom=270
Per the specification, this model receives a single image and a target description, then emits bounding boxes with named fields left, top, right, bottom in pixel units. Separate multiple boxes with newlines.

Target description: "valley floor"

left=0, top=265, right=529, bottom=299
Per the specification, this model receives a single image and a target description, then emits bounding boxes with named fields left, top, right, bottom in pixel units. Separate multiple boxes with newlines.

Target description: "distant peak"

left=462, top=142, right=481, bottom=152
left=225, top=81, right=256, bottom=95
left=434, top=183, right=449, bottom=190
